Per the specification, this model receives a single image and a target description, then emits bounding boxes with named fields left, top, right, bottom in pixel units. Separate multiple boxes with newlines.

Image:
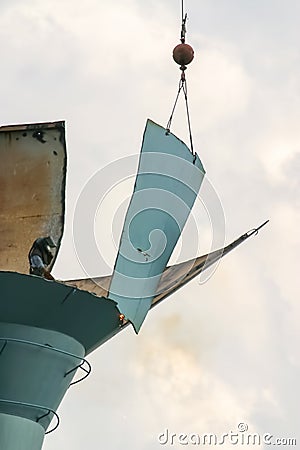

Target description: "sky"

left=1, top=0, right=300, bottom=449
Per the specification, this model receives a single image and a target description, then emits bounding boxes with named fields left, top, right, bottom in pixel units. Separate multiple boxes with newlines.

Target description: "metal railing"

left=0, top=337, right=91, bottom=384
left=0, top=398, right=60, bottom=434
left=0, top=336, right=92, bottom=433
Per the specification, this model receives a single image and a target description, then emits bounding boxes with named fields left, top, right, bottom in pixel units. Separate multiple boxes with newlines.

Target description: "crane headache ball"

left=173, top=43, right=194, bottom=66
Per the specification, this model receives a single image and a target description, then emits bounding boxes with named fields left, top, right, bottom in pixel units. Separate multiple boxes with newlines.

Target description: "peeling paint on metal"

left=0, top=121, right=67, bottom=274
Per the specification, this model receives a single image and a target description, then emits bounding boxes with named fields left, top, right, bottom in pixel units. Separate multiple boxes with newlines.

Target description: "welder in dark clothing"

left=28, top=236, right=56, bottom=280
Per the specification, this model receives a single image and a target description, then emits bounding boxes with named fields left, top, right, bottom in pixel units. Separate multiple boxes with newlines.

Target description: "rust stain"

left=0, top=122, right=67, bottom=274
left=62, top=254, right=207, bottom=305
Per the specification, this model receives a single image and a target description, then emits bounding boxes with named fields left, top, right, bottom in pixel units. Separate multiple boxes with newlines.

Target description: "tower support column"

left=0, top=322, right=85, bottom=450
left=0, top=414, right=45, bottom=450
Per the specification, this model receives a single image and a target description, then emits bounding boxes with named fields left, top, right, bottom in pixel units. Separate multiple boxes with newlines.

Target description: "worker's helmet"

left=44, top=236, right=57, bottom=248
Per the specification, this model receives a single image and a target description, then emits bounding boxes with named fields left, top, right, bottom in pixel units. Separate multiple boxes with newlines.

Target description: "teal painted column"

left=0, top=322, right=85, bottom=450
left=0, top=414, right=44, bottom=450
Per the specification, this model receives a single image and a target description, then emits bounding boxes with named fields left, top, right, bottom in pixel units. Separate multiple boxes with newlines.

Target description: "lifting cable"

left=166, top=0, right=195, bottom=156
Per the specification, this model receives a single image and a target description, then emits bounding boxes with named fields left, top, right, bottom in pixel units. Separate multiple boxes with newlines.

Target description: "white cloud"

left=189, top=40, right=253, bottom=131
left=1, top=0, right=299, bottom=448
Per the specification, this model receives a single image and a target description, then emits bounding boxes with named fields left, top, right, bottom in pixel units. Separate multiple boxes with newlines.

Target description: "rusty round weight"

left=173, top=43, right=194, bottom=66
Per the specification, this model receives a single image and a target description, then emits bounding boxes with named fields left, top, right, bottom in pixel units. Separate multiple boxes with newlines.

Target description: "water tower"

left=0, top=119, right=267, bottom=449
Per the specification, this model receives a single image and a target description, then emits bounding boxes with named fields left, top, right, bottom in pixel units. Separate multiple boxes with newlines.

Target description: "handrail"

left=0, top=337, right=91, bottom=384
left=0, top=398, right=60, bottom=434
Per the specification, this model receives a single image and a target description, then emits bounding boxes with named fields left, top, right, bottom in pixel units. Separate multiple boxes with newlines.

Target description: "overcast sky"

left=1, top=0, right=299, bottom=449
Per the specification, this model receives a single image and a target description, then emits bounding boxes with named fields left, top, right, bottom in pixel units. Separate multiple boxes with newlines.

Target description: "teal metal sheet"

left=108, top=119, right=205, bottom=332
left=0, top=272, right=120, bottom=354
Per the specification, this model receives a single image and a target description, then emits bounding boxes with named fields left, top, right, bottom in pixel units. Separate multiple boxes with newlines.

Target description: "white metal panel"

left=108, top=119, right=205, bottom=332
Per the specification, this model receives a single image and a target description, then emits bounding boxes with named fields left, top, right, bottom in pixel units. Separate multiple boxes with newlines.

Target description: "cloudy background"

left=1, top=0, right=299, bottom=448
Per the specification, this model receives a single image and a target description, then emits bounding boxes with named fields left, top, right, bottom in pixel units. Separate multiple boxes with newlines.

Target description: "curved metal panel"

left=0, top=229, right=262, bottom=356
left=0, top=272, right=121, bottom=354
left=0, top=323, right=84, bottom=430
left=62, top=226, right=264, bottom=345
left=0, top=122, right=66, bottom=274
left=108, top=119, right=205, bottom=332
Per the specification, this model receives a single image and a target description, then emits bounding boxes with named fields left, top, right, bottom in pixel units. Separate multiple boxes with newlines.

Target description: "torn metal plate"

left=0, top=121, right=67, bottom=274
left=108, top=119, right=205, bottom=332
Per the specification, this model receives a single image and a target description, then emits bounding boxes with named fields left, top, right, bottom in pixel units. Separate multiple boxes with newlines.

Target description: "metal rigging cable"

left=181, top=0, right=187, bottom=43
left=166, top=0, right=195, bottom=156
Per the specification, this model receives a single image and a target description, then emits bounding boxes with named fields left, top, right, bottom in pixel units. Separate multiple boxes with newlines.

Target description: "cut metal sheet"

left=0, top=229, right=256, bottom=355
left=0, top=121, right=66, bottom=274
left=63, top=227, right=256, bottom=309
left=61, top=225, right=264, bottom=352
left=107, top=119, right=205, bottom=332
left=64, top=275, right=111, bottom=298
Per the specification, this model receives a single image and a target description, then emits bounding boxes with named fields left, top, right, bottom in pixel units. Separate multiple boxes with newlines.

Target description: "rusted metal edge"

left=0, top=121, right=65, bottom=133
left=51, top=123, right=67, bottom=271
